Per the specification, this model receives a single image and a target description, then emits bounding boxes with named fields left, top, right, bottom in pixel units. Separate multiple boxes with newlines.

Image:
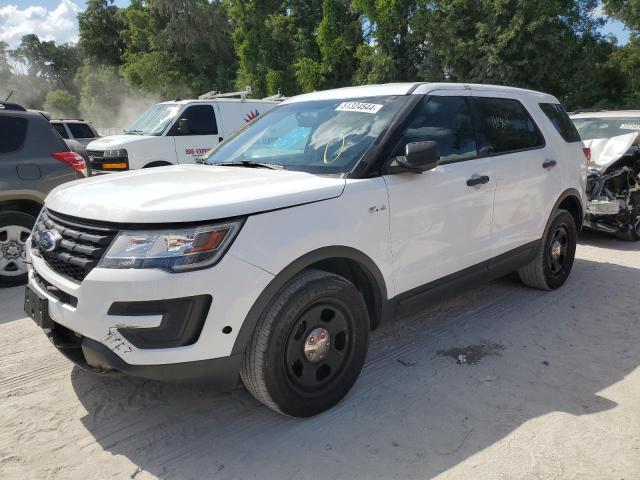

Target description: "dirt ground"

left=1, top=232, right=639, bottom=480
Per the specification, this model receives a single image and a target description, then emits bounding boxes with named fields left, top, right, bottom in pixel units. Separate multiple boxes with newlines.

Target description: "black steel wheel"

left=518, top=209, right=577, bottom=290
left=241, top=269, right=369, bottom=417
left=547, top=225, right=570, bottom=276
left=284, top=301, right=355, bottom=395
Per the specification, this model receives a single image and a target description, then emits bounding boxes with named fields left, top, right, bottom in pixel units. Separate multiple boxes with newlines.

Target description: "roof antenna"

left=5, top=90, right=14, bottom=101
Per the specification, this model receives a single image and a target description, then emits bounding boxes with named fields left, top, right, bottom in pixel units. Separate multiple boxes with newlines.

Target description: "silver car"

left=50, top=119, right=100, bottom=148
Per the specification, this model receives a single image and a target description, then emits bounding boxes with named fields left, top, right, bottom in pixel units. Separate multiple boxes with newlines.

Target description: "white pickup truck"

left=86, top=97, right=280, bottom=173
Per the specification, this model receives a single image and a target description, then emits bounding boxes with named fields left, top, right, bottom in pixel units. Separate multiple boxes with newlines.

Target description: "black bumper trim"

left=47, top=324, right=242, bottom=389
left=108, top=295, right=212, bottom=349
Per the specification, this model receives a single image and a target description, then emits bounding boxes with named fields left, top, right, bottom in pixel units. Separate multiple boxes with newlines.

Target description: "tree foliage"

left=44, top=89, right=80, bottom=118
left=2, top=0, right=639, bottom=120
left=602, top=0, right=640, bottom=32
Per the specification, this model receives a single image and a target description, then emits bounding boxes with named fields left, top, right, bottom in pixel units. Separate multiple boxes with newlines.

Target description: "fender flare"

left=231, top=246, right=389, bottom=355
left=548, top=188, right=584, bottom=231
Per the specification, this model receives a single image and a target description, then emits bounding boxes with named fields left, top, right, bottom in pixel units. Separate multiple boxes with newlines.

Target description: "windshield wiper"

left=124, top=129, right=144, bottom=135
left=214, top=160, right=286, bottom=170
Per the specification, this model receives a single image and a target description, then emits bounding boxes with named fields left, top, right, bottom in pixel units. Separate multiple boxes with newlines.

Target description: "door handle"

left=543, top=159, right=557, bottom=169
left=466, top=175, right=490, bottom=187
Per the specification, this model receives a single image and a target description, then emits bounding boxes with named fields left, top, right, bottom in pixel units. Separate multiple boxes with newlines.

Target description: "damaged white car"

left=571, top=111, right=640, bottom=240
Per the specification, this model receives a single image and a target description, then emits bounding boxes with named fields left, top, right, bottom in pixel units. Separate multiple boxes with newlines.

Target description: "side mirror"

left=390, top=141, right=440, bottom=174
left=177, top=118, right=190, bottom=135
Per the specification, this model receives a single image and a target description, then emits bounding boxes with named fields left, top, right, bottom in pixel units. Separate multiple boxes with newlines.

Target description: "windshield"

left=125, top=104, right=181, bottom=136
left=203, top=96, right=408, bottom=174
left=572, top=117, right=640, bottom=140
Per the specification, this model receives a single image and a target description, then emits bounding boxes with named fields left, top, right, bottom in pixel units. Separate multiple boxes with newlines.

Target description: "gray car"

left=50, top=119, right=100, bottom=147
left=0, top=101, right=87, bottom=286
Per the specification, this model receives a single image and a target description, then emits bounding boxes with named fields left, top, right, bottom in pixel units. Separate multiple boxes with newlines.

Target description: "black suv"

left=0, top=101, right=87, bottom=286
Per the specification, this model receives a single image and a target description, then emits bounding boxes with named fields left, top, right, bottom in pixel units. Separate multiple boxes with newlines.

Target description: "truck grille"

left=87, top=150, right=128, bottom=172
left=32, top=210, right=118, bottom=282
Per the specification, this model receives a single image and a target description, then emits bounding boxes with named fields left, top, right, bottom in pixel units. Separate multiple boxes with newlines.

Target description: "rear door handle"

left=466, top=175, right=490, bottom=187
left=543, top=159, right=557, bottom=169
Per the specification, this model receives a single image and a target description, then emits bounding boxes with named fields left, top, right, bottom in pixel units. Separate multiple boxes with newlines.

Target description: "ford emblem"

left=38, top=230, right=61, bottom=252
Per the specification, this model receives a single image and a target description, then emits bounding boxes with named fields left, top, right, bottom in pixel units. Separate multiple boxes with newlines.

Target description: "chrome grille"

left=32, top=210, right=118, bottom=282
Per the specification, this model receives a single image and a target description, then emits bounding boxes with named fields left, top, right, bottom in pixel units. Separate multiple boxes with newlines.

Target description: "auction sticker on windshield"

left=620, top=123, right=640, bottom=130
left=336, top=102, right=383, bottom=114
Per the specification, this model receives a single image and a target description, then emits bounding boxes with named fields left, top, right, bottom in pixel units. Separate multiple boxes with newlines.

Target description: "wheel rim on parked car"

left=548, top=225, right=569, bottom=276
left=284, top=300, right=354, bottom=395
left=0, top=225, right=31, bottom=277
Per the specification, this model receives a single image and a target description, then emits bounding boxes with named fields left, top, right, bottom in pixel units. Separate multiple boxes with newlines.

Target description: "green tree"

left=295, top=0, right=361, bottom=90
left=78, top=0, right=125, bottom=65
left=118, top=0, right=160, bottom=54
left=147, top=0, right=236, bottom=94
left=44, top=89, right=80, bottom=118
left=602, top=0, right=640, bottom=32
left=10, top=34, right=51, bottom=76
left=0, top=41, right=11, bottom=84
left=352, top=0, right=417, bottom=83
left=610, top=36, right=640, bottom=105
left=121, top=51, right=191, bottom=97
left=224, top=0, right=331, bottom=96
left=75, top=61, right=126, bottom=125
left=224, top=0, right=289, bottom=96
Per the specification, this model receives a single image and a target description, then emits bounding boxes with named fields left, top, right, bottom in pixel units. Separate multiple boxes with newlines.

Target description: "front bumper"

left=46, top=322, right=242, bottom=387
left=27, top=241, right=274, bottom=382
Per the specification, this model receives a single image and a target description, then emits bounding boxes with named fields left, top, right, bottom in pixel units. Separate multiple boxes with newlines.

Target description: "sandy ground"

left=1, top=232, right=639, bottom=480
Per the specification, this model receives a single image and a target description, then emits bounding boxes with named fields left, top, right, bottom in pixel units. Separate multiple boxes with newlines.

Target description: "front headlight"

left=98, top=219, right=244, bottom=273
left=103, top=149, right=128, bottom=158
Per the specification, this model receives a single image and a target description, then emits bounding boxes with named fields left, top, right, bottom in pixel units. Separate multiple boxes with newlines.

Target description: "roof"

left=52, top=119, right=88, bottom=123
left=570, top=110, right=640, bottom=119
left=0, top=101, right=27, bottom=112
left=283, top=82, right=558, bottom=103
left=158, top=98, right=280, bottom=106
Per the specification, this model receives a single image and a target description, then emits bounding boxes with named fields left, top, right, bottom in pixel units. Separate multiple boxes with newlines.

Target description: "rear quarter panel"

left=3, top=115, right=79, bottom=199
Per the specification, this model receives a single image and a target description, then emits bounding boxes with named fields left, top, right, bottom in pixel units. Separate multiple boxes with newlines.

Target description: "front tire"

left=518, top=209, right=577, bottom=290
left=0, top=211, right=36, bottom=287
left=241, top=269, right=370, bottom=417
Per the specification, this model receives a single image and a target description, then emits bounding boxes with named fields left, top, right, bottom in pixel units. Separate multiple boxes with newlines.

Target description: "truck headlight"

left=98, top=219, right=244, bottom=272
left=103, top=149, right=128, bottom=158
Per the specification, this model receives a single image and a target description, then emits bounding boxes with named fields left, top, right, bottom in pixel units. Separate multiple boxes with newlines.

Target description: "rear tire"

left=240, top=269, right=369, bottom=417
left=518, top=209, right=577, bottom=290
left=0, top=211, right=36, bottom=287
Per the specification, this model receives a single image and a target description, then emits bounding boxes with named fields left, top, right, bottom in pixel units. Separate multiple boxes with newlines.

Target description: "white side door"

left=469, top=92, right=562, bottom=256
left=171, top=104, right=222, bottom=164
left=384, top=92, right=496, bottom=296
left=216, top=101, right=276, bottom=138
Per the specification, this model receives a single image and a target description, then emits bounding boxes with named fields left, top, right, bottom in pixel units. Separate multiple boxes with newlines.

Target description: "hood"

left=45, top=165, right=346, bottom=224
left=86, top=134, right=157, bottom=150
left=584, top=132, right=639, bottom=172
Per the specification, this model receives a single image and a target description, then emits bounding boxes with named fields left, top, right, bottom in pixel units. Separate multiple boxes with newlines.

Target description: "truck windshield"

left=125, top=104, right=180, bottom=136
left=572, top=117, right=640, bottom=140
left=203, top=96, right=408, bottom=174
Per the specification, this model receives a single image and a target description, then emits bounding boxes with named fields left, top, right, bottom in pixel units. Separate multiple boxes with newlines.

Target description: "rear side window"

left=173, top=105, right=218, bottom=135
left=472, top=97, right=545, bottom=155
left=51, top=122, right=69, bottom=139
left=67, top=123, right=95, bottom=139
left=394, top=96, right=477, bottom=164
left=0, top=116, right=28, bottom=154
left=540, top=103, right=581, bottom=142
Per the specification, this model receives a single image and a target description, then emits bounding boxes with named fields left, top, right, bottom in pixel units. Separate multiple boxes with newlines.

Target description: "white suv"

left=25, top=83, right=587, bottom=417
